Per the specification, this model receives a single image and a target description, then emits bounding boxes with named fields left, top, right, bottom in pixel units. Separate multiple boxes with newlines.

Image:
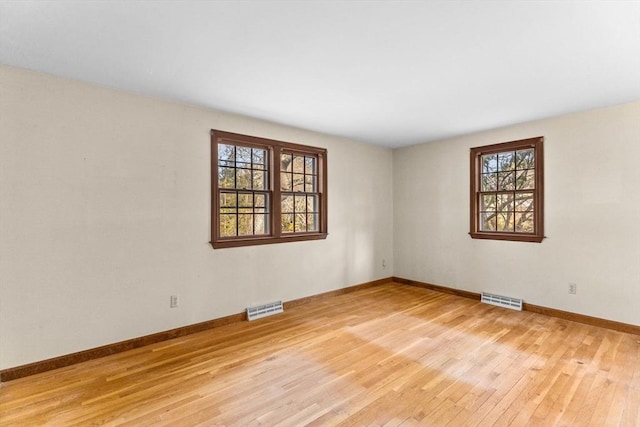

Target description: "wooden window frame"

left=211, top=130, right=328, bottom=249
left=469, top=136, right=544, bottom=243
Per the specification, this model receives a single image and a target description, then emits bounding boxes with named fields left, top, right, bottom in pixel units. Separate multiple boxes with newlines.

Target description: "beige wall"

left=394, top=101, right=640, bottom=326
left=0, top=65, right=394, bottom=369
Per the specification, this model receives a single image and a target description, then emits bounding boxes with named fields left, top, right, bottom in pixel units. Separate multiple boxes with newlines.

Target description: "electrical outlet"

left=568, top=283, right=577, bottom=295
left=170, top=295, right=179, bottom=308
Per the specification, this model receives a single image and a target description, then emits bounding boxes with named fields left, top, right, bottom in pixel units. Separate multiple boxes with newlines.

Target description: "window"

left=211, top=130, right=327, bottom=248
left=470, top=136, right=544, bottom=242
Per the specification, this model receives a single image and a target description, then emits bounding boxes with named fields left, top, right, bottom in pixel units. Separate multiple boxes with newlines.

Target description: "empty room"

left=0, top=1, right=638, bottom=426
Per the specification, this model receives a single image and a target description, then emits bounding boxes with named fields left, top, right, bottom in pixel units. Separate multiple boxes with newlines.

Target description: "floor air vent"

left=481, top=292, right=523, bottom=311
left=246, top=301, right=284, bottom=321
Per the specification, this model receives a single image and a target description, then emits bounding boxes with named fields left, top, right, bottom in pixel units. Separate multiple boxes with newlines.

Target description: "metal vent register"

left=246, top=301, right=284, bottom=321
left=481, top=292, right=523, bottom=311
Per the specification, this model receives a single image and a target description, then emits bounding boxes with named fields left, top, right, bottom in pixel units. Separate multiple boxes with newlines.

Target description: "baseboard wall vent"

left=481, top=292, right=523, bottom=311
left=246, top=301, right=284, bottom=321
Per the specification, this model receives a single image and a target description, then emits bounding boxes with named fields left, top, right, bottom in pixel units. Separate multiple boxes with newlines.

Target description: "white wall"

left=0, top=65, right=394, bottom=370
left=394, top=102, right=640, bottom=326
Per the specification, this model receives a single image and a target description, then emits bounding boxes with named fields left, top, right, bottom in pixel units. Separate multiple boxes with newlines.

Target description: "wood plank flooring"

left=1, top=283, right=638, bottom=426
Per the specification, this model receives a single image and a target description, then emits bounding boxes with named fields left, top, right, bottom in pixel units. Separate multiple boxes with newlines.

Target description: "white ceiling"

left=1, top=1, right=639, bottom=148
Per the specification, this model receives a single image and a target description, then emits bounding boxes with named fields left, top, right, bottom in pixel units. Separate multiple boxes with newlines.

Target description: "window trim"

left=211, top=130, right=328, bottom=249
left=469, top=136, right=544, bottom=243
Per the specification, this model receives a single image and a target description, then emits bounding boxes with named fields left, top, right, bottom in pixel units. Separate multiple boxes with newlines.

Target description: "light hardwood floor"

left=1, top=283, right=638, bottom=426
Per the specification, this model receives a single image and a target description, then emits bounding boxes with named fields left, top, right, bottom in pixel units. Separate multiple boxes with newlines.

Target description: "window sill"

left=469, top=231, right=544, bottom=243
left=211, top=233, right=329, bottom=249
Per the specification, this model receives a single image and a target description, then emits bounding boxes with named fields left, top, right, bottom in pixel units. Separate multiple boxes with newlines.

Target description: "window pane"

left=252, top=149, right=266, bottom=169
left=516, top=170, right=535, bottom=190
left=218, top=167, right=235, bottom=188
left=496, top=212, right=514, bottom=232
left=294, top=213, right=306, bottom=232
left=236, top=168, right=252, bottom=189
left=481, top=194, right=496, bottom=212
left=497, top=171, right=516, bottom=191
left=497, top=194, right=514, bottom=213
left=281, top=195, right=294, bottom=213
left=307, top=213, right=318, bottom=231
left=516, top=148, right=535, bottom=170
left=220, top=192, right=236, bottom=208
left=480, top=212, right=496, bottom=231
left=498, top=152, right=515, bottom=171
left=218, top=144, right=235, bottom=166
left=293, top=155, right=304, bottom=173
left=515, top=212, right=534, bottom=233
left=254, top=213, right=268, bottom=234
left=482, top=154, right=498, bottom=173
left=307, top=195, right=318, bottom=213
left=281, top=153, right=293, bottom=172
left=281, top=172, right=292, bottom=191
left=238, top=214, right=253, bottom=236
left=238, top=193, right=253, bottom=208
left=220, top=214, right=237, bottom=237
left=236, top=146, right=251, bottom=165
left=281, top=214, right=294, bottom=232
left=252, top=170, right=267, bottom=190
left=481, top=173, right=497, bottom=191
left=305, top=157, right=316, bottom=174
left=305, top=175, right=316, bottom=192
left=515, top=192, right=534, bottom=212
left=293, top=173, right=305, bottom=192
left=294, top=195, right=306, bottom=213
left=255, top=193, right=266, bottom=208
